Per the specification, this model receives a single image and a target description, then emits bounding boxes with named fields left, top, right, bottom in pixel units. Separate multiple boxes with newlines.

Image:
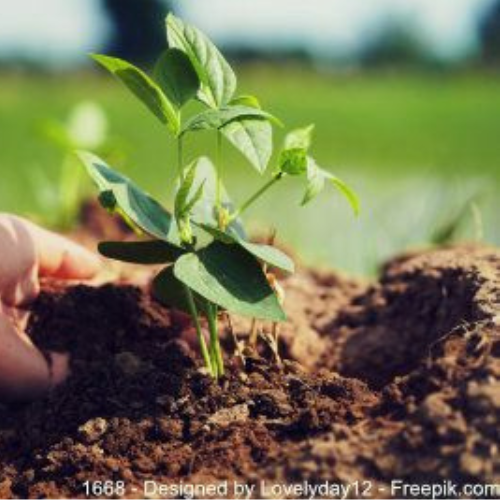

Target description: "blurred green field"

left=0, top=66, right=499, bottom=275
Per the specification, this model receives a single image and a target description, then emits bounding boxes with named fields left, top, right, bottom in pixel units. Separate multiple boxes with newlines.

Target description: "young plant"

left=36, top=101, right=111, bottom=229
left=77, top=14, right=359, bottom=378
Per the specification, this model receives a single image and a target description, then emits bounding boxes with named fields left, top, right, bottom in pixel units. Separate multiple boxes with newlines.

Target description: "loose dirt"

left=0, top=240, right=498, bottom=498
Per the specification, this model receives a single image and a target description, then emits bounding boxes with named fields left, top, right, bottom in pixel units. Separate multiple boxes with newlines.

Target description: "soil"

left=0, top=208, right=499, bottom=499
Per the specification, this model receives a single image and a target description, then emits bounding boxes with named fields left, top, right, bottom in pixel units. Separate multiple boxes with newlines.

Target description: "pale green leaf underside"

left=221, top=118, right=273, bottom=174
left=329, top=174, right=360, bottom=215
left=77, top=151, right=179, bottom=244
left=167, top=14, right=236, bottom=109
left=174, top=242, right=286, bottom=321
left=301, top=171, right=326, bottom=205
left=285, top=124, right=315, bottom=150
left=239, top=240, right=294, bottom=273
left=198, top=224, right=294, bottom=273
left=91, top=54, right=179, bottom=134
left=181, top=105, right=275, bottom=135
left=302, top=158, right=360, bottom=214
left=185, top=157, right=246, bottom=237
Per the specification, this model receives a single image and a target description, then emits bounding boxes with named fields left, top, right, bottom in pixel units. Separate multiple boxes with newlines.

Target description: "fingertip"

left=54, top=245, right=102, bottom=280
left=33, top=224, right=102, bottom=280
left=48, top=352, right=70, bottom=387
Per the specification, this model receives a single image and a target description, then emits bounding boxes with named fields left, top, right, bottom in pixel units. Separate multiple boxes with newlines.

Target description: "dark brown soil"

left=76, top=199, right=133, bottom=242
left=0, top=244, right=499, bottom=499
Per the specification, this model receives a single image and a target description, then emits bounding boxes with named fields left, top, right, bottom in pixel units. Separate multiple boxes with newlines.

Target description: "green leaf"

left=185, top=157, right=246, bottom=238
left=279, top=148, right=308, bottom=176
left=91, top=54, right=180, bottom=134
left=301, top=158, right=325, bottom=205
left=221, top=118, right=273, bottom=174
left=284, top=124, right=315, bottom=151
left=176, top=157, right=214, bottom=222
left=229, top=95, right=284, bottom=127
left=181, top=105, right=276, bottom=135
left=175, top=159, right=198, bottom=219
left=77, top=151, right=180, bottom=244
left=182, top=104, right=276, bottom=174
left=183, top=181, right=205, bottom=216
left=166, top=14, right=236, bottom=109
left=238, top=240, right=294, bottom=273
left=198, top=224, right=294, bottom=273
left=174, top=159, right=206, bottom=244
left=230, top=95, right=261, bottom=108
left=154, top=48, right=200, bottom=109
left=301, top=171, right=326, bottom=206
left=301, top=157, right=360, bottom=215
left=196, top=223, right=239, bottom=244
left=152, top=266, right=209, bottom=314
left=174, top=242, right=286, bottom=321
left=328, top=174, right=360, bottom=216
left=98, top=240, right=184, bottom=264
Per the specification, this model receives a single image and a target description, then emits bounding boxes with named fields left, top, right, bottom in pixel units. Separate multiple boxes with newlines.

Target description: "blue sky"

left=0, top=0, right=495, bottom=65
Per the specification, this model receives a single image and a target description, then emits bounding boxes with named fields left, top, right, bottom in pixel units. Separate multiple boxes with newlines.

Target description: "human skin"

left=0, top=214, right=101, bottom=400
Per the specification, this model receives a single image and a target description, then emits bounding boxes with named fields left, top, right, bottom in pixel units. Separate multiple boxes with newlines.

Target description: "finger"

left=0, top=214, right=101, bottom=283
left=0, top=314, right=51, bottom=400
left=28, top=223, right=102, bottom=280
left=0, top=214, right=37, bottom=293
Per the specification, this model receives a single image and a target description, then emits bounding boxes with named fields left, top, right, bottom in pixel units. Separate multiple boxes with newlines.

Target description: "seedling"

left=36, top=101, right=111, bottom=229
left=77, top=15, right=359, bottom=378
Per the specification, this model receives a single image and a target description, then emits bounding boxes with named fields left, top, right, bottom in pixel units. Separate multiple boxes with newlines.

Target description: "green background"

left=1, top=66, right=499, bottom=275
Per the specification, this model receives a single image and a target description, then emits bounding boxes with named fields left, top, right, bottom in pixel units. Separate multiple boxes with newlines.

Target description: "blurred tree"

left=359, top=24, right=428, bottom=67
left=225, top=46, right=313, bottom=64
left=479, top=0, right=500, bottom=63
left=102, top=0, right=171, bottom=64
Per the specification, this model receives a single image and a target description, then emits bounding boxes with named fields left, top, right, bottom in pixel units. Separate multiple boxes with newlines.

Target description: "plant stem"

left=177, top=136, right=184, bottom=182
left=225, top=313, right=245, bottom=365
left=215, top=131, right=223, bottom=227
left=174, top=119, right=216, bottom=376
left=230, top=172, right=284, bottom=222
left=184, top=285, right=213, bottom=376
left=249, top=318, right=259, bottom=346
left=207, top=303, right=224, bottom=378
left=271, top=322, right=282, bottom=367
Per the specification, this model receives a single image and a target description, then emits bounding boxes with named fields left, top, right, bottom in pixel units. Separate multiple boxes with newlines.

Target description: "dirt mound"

left=0, top=245, right=499, bottom=498
left=327, top=245, right=500, bottom=388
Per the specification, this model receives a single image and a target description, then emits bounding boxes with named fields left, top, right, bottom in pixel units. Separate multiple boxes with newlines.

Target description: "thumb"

left=0, top=314, right=70, bottom=400
left=0, top=314, right=51, bottom=400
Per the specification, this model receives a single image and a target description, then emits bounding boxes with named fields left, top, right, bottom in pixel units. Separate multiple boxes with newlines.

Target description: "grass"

left=0, top=65, right=499, bottom=275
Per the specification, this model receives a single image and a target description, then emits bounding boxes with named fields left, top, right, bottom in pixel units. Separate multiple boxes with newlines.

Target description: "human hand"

left=0, top=214, right=101, bottom=400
